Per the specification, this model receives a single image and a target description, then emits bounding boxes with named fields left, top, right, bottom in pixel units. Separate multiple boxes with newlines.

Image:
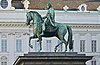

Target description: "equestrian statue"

left=26, top=3, right=73, bottom=52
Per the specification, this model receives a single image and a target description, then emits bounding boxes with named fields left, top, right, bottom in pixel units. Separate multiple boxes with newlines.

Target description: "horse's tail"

left=67, top=25, right=73, bottom=50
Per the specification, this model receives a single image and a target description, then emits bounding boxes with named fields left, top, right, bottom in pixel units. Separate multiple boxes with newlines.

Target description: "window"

left=16, top=39, right=22, bottom=52
left=0, top=0, right=8, bottom=9
left=1, top=56, right=7, bottom=65
left=1, top=39, right=7, bottom=52
left=91, top=40, right=96, bottom=52
left=46, top=40, right=52, bottom=52
left=1, top=62, right=7, bottom=65
left=78, top=4, right=87, bottom=12
left=80, top=40, right=85, bottom=52
left=81, top=6, right=85, bottom=11
left=91, top=60, right=96, bottom=65
left=34, top=41, right=40, bottom=52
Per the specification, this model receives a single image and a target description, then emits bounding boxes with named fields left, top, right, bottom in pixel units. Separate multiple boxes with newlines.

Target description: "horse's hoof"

left=29, top=46, right=33, bottom=48
left=30, top=45, right=33, bottom=48
left=54, top=49, right=57, bottom=52
left=64, top=49, right=67, bottom=52
left=38, top=50, right=41, bottom=52
left=37, top=40, right=39, bottom=42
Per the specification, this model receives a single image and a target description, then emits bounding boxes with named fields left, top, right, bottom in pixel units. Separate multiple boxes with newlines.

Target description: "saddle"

left=45, top=23, right=58, bottom=33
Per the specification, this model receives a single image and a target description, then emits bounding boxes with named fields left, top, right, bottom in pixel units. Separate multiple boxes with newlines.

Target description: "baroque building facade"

left=0, top=0, right=100, bottom=65
left=0, top=10, right=100, bottom=65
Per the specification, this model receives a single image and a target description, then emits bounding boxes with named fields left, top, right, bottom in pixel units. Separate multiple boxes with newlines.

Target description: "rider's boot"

left=40, top=23, right=45, bottom=36
left=40, top=31, right=44, bottom=36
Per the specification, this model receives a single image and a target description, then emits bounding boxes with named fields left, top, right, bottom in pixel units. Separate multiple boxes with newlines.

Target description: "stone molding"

left=0, top=22, right=100, bottom=29
left=0, top=22, right=26, bottom=27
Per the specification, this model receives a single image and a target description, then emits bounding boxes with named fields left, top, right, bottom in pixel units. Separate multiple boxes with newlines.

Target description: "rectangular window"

left=34, top=41, right=40, bottom=52
left=80, top=40, right=85, bottom=52
left=1, top=62, right=7, bottom=65
left=1, top=39, right=7, bottom=52
left=46, top=40, right=51, bottom=52
left=16, top=39, right=22, bottom=52
left=91, top=40, right=96, bottom=52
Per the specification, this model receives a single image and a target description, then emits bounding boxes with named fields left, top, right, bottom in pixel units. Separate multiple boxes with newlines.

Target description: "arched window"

left=1, top=56, right=7, bottom=65
left=78, top=4, right=87, bottom=12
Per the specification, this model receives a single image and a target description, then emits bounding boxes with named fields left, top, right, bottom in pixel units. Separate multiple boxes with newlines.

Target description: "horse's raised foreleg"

left=29, top=35, right=37, bottom=48
left=29, top=36, right=34, bottom=48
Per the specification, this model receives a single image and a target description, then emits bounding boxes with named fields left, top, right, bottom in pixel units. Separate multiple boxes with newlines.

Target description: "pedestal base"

left=14, top=52, right=92, bottom=65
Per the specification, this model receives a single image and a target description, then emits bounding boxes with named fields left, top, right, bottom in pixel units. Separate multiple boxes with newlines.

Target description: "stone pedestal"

left=13, top=52, right=92, bottom=65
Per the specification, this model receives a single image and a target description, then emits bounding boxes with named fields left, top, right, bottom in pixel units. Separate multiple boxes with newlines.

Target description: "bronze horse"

left=26, top=11, right=73, bottom=52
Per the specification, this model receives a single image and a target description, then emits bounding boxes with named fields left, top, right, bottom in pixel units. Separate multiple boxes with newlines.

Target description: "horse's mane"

left=29, top=11, right=44, bottom=22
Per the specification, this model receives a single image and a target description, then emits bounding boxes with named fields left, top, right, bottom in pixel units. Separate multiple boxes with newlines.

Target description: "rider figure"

left=40, top=3, right=55, bottom=35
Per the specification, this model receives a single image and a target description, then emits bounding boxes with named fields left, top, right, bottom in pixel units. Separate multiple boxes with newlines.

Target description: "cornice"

left=0, top=22, right=26, bottom=27
left=0, top=22, right=100, bottom=29
left=69, top=24, right=100, bottom=29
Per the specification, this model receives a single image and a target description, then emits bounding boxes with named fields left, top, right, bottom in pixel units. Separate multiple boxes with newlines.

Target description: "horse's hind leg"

left=37, top=34, right=42, bottom=52
left=63, top=39, right=68, bottom=52
left=55, top=34, right=68, bottom=52
left=55, top=35, right=65, bottom=52
left=54, top=41, right=63, bottom=52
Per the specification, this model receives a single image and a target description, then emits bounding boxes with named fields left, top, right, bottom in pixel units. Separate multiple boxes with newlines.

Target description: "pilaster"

left=85, top=33, right=92, bottom=52
left=8, top=32, right=15, bottom=65
left=73, top=33, right=80, bottom=52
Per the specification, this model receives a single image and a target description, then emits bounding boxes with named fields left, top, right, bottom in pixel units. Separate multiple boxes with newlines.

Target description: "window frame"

left=80, top=40, right=85, bottom=52
left=1, top=39, right=7, bottom=52
left=16, top=39, right=22, bottom=52
left=91, top=40, right=96, bottom=52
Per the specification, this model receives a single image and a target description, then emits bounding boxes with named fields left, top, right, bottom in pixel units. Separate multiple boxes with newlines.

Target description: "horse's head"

left=26, top=12, right=33, bottom=25
left=26, top=11, right=44, bottom=27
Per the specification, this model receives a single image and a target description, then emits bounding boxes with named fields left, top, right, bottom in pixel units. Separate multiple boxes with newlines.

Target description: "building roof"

left=12, top=0, right=100, bottom=10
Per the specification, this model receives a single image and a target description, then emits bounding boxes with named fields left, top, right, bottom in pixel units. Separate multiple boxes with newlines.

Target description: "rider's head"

left=46, top=3, right=52, bottom=9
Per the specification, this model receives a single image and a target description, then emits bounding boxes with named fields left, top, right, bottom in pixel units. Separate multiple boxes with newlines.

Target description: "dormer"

left=0, top=0, right=15, bottom=10
left=78, top=4, right=87, bottom=12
